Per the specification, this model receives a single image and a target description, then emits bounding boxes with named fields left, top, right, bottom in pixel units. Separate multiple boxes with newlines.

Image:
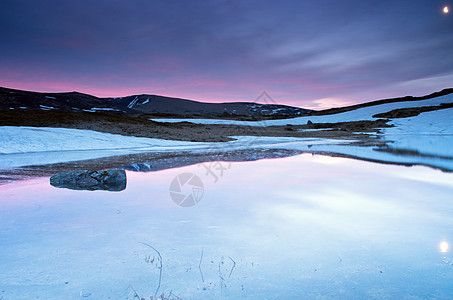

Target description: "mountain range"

left=0, top=87, right=310, bottom=116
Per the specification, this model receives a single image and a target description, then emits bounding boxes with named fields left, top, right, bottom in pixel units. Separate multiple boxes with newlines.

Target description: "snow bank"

left=383, top=107, right=453, bottom=157
left=0, top=126, right=212, bottom=154
left=385, top=107, right=453, bottom=135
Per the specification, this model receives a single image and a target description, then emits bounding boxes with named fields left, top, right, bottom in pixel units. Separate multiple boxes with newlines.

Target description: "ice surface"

left=1, top=155, right=453, bottom=299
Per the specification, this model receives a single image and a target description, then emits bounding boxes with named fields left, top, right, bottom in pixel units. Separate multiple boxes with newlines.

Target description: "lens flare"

left=444, top=6, right=449, bottom=14
left=440, top=241, right=449, bottom=253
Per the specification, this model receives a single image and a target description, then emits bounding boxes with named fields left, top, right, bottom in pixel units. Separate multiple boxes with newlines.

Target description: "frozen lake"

left=1, top=154, right=453, bottom=299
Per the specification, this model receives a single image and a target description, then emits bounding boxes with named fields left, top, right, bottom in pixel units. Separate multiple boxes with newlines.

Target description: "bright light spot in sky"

left=440, top=241, right=449, bottom=253
left=444, top=6, right=449, bottom=13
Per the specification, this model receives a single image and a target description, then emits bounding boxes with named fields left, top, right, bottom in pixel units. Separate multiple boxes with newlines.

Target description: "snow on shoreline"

left=0, top=126, right=212, bottom=154
left=0, top=126, right=348, bottom=168
left=0, top=126, right=212, bottom=168
left=383, top=107, right=453, bottom=157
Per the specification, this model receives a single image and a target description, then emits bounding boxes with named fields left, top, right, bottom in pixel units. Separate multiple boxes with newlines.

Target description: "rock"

left=50, top=169, right=127, bottom=191
left=307, top=120, right=313, bottom=125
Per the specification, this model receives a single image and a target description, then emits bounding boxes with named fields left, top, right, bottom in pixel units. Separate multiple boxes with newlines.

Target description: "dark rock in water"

left=307, top=120, right=313, bottom=125
left=50, top=169, right=127, bottom=191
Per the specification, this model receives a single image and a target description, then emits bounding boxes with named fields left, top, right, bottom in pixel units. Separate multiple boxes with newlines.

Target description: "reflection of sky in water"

left=1, top=154, right=453, bottom=299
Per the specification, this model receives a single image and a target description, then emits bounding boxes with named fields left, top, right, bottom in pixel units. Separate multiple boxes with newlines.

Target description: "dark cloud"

left=1, top=0, right=452, bottom=107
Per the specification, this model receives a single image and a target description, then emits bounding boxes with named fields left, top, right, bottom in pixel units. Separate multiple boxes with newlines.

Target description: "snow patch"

left=0, top=127, right=211, bottom=155
left=91, top=107, right=120, bottom=111
left=383, top=107, right=453, bottom=157
left=127, top=96, right=140, bottom=108
left=39, top=105, right=56, bottom=110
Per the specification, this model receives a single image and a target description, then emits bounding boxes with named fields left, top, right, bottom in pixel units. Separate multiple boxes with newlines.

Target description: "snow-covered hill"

left=0, top=87, right=309, bottom=116
left=152, top=92, right=453, bottom=126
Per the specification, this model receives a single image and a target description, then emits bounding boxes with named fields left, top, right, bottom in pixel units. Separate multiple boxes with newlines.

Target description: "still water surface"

left=1, top=154, right=453, bottom=299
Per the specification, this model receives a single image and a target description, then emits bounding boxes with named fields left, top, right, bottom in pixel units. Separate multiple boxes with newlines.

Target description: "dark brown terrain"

left=0, top=109, right=391, bottom=142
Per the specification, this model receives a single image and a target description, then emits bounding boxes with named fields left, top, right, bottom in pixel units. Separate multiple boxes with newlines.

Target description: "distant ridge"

left=0, top=87, right=310, bottom=116
left=308, top=88, right=453, bottom=116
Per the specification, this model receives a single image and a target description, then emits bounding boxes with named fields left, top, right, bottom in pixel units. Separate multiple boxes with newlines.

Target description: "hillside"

left=111, top=94, right=310, bottom=116
left=0, top=87, right=132, bottom=113
left=0, top=87, right=310, bottom=117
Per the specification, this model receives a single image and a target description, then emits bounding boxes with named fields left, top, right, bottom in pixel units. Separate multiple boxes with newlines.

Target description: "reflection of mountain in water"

left=120, top=149, right=302, bottom=172
left=45, top=150, right=302, bottom=192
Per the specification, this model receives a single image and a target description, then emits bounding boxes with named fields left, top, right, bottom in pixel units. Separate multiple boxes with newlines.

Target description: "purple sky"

left=1, top=0, right=452, bottom=109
